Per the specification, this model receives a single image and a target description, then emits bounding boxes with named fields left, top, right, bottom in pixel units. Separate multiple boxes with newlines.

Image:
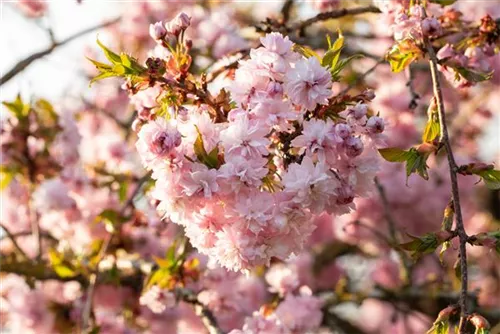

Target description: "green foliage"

left=292, top=44, right=321, bottom=61
left=2, top=94, right=30, bottom=119
left=476, top=169, right=500, bottom=190
left=387, top=44, right=419, bottom=73
left=429, top=0, right=457, bottom=6
left=48, top=249, right=78, bottom=278
left=87, top=38, right=147, bottom=85
left=322, top=30, right=364, bottom=81
left=378, top=147, right=431, bottom=182
left=400, top=232, right=444, bottom=260
left=193, top=126, right=222, bottom=169
left=0, top=166, right=17, bottom=191
left=95, top=209, right=128, bottom=233
left=426, top=321, right=449, bottom=334
left=455, top=67, right=494, bottom=83
left=422, top=109, right=440, bottom=143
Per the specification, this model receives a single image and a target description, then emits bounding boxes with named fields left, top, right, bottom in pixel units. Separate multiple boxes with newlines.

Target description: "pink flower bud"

left=335, top=123, right=351, bottom=139
left=351, top=103, right=368, bottom=120
left=266, top=81, right=283, bottom=97
left=421, top=17, right=442, bottom=37
left=366, top=116, right=385, bottom=134
left=345, top=136, right=364, bottom=157
left=150, top=22, right=167, bottom=41
left=166, top=12, right=191, bottom=36
left=437, top=44, right=455, bottom=60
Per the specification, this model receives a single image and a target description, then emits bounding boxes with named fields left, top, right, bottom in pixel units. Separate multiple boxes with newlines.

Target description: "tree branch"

left=425, top=30, right=470, bottom=334
left=280, top=0, right=294, bottom=24
left=0, top=223, right=30, bottom=260
left=293, top=6, right=381, bottom=34
left=1, top=17, right=121, bottom=86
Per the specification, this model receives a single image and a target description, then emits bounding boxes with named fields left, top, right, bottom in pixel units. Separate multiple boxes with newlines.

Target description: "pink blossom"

left=180, top=163, right=219, bottom=198
left=284, top=56, right=333, bottom=110
left=136, top=117, right=182, bottom=169
left=139, top=286, right=176, bottom=314
left=220, top=115, right=270, bottom=159
left=274, top=287, right=323, bottom=333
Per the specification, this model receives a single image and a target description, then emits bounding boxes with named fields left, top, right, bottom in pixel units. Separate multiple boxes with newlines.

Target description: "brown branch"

left=406, top=64, right=420, bottom=110
left=293, top=6, right=381, bottom=34
left=81, top=172, right=150, bottom=332
left=280, top=0, right=294, bottom=24
left=176, top=288, right=224, bottom=334
left=424, top=28, right=470, bottom=334
left=1, top=17, right=121, bottom=86
left=0, top=223, right=30, bottom=260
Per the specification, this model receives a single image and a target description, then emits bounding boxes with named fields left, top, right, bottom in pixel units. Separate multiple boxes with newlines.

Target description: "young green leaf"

left=0, top=166, right=15, bottom=190
left=378, top=147, right=413, bottom=162
left=429, top=0, right=457, bottom=5
left=476, top=169, right=500, bottom=190
left=193, top=126, right=221, bottom=169
left=292, top=44, right=321, bottom=61
left=455, top=67, right=493, bottom=83
left=387, top=45, right=418, bottom=73
left=2, top=94, right=30, bottom=118
left=400, top=231, right=451, bottom=260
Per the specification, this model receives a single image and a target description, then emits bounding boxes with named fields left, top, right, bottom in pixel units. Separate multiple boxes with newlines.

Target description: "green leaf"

left=378, top=148, right=413, bottom=162
left=88, top=326, right=101, bottom=334
left=118, top=181, right=128, bottom=203
left=405, top=149, right=429, bottom=181
left=477, top=169, right=500, bottom=190
left=379, top=147, right=430, bottom=182
left=53, top=264, right=77, bottom=278
left=2, top=94, right=30, bottom=118
left=429, top=0, right=457, bottom=6
left=400, top=232, right=441, bottom=260
left=422, top=107, right=440, bottom=143
left=96, top=38, right=122, bottom=65
left=427, top=321, right=449, bottom=334
left=387, top=45, right=418, bottom=73
left=95, top=209, right=127, bottom=233
left=331, top=54, right=364, bottom=79
left=147, top=267, right=172, bottom=289
left=292, top=44, right=321, bottom=61
left=0, top=167, right=15, bottom=190
left=193, top=126, right=221, bottom=169
left=455, top=67, right=494, bottom=83
left=322, top=30, right=344, bottom=69
left=439, top=241, right=451, bottom=264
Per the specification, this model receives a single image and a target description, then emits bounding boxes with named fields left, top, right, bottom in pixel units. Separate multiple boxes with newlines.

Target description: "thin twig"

left=280, top=0, right=294, bottom=24
left=176, top=288, right=224, bottom=334
left=425, top=29, right=469, bottom=334
left=80, top=173, right=149, bottom=333
left=0, top=223, right=30, bottom=260
left=340, top=58, right=385, bottom=95
left=293, top=6, right=381, bottom=34
left=374, top=177, right=412, bottom=283
left=406, top=64, right=420, bottom=110
left=1, top=17, right=121, bottom=86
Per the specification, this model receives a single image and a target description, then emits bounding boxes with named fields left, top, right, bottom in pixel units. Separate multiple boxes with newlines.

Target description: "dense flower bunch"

left=131, top=19, right=385, bottom=272
left=2, top=1, right=500, bottom=334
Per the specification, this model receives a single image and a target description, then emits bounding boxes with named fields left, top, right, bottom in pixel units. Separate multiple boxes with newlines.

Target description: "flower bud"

left=345, top=136, right=364, bottom=157
left=166, top=12, right=191, bottom=36
left=351, top=103, right=368, bottom=120
left=150, top=22, right=167, bottom=41
left=435, top=305, right=458, bottom=322
left=366, top=116, right=385, bottom=134
left=266, top=81, right=283, bottom=97
left=421, top=17, right=442, bottom=37
left=469, top=314, right=490, bottom=330
left=335, top=123, right=351, bottom=139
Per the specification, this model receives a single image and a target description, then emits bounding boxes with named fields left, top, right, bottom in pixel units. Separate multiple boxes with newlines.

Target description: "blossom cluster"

left=134, top=26, right=385, bottom=273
